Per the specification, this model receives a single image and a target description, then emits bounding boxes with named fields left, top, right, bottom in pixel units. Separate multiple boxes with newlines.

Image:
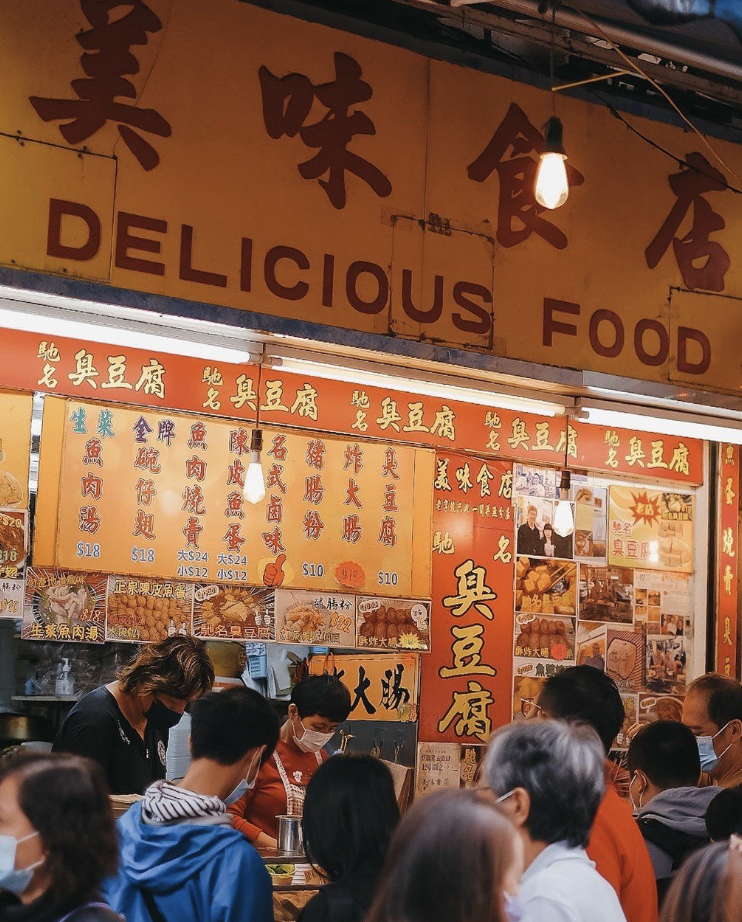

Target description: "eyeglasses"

left=520, top=698, right=543, bottom=719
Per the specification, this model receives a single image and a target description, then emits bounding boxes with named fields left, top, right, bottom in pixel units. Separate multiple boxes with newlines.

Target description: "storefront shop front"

left=0, top=0, right=741, bottom=814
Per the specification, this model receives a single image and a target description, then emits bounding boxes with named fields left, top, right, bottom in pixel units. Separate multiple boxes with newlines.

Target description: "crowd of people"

left=2, top=638, right=742, bottom=922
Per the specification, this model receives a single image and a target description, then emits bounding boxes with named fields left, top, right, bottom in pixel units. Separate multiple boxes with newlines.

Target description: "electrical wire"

left=562, top=0, right=742, bottom=186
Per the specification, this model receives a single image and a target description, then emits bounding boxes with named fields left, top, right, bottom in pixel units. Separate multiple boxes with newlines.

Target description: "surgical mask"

left=293, top=718, right=334, bottom=754
left=496, top=790, right=515, bottom=804
left=224, top=750, right=261, bottom=806
left=145, top=698, right=184, bottom=732
left=697, top=723, right=733, bottom=773
left=0, top=832, right=42, bottom=896
left=504, top=892, right=524, bottom=922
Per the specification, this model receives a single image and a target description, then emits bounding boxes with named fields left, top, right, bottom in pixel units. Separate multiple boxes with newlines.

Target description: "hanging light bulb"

left=244, top=429, right=266, bottom=504
left=535, top=116, right=570, bottom=210
left=553, top=469, right=574, bottom=537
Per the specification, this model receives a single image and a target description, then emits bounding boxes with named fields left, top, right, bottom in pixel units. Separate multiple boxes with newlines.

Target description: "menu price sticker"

left=105, top=576, right=193, bottom=643
left=356, top=597, right=431, bottom=651
left=275, top=588, right=356, bottom=646
left=193, top=584, right=274, bottom=642
left=23, top=569, right=106, bottom=643
left=335, top=561, right=366, bottom=590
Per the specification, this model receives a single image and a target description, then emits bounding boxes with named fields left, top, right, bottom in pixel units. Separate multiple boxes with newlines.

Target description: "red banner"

left=258, top=371, right=703, bottom=484
left=716, top=444, right=739, bottom=677
left=419, top=453, right=515, bottom=743
left=0, top=328, right=258, bottom=421
left=0, top=326, right=703, bottom=484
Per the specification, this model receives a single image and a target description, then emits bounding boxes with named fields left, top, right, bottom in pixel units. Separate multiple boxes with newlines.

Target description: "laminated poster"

left=515, top=497, right=574, bottom=560
left=639, top=693, right=684, bottom=724
left=571, top=484, right=607, bottom=565
left=513, top=465, right=559, bottom=499
left=605, top=629, right=645, bottom=692
left=515, top=556, right=577, bottom=616
left=193, top=584, right=274, bottom=642
left=23, top=568, right=106, bottom=643
left=609, top=487, right=693, bottom=573
left=308, top=652, right=419, bottom=722
left=633, top=570, right=693, bottom=635
left=0, top=508, right=27, bottom=619
left=514, top=612, right=575, bottom=662
left=576, top=621, right=607, bottom=671
left=356, top=597, right=431, bottom=651
left=646, top=634, right=687, bottom=694
left=275, top=588, right=356, bottom=646
left=615, top=693, right=639, bottom=751
left=579, top=566, right=634, bottom=625
left=511, top=657, right=568, bottom=720
left=105, top=576, right=194, bottom=643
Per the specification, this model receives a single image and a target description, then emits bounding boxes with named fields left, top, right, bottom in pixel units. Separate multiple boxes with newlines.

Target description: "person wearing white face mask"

left=0, top=752, right=122, bottom=922
left=229, top=675, right=351, bottom=849
left=682, top=674, right=742, bottom=789
left=104, top=687, right=279, bottom=922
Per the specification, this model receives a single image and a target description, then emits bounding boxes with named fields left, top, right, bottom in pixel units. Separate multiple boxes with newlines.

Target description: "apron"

left=273, top=750, right=322, bottom=816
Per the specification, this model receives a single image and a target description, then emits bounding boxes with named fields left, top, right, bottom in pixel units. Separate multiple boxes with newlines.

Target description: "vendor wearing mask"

left=53, top=637, right=214, bottom=795
left=229, top=675, right=351, bottom=849
left=682, top=673, right=742, bottom=788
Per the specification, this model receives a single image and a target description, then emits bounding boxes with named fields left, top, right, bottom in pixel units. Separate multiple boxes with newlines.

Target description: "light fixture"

left=577, top=400, right=742, bottom=445
left=0, top=296, right=258, bottom=365
left=267, top=351, right=568, bottom=418
left=553, top=415, right=574, bottom=538
left=535, top=116, right=570, bottom=210
left=244, top=429, right=266, bottom=504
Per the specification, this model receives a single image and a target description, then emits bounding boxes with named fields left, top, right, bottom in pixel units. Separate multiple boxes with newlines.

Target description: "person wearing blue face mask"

left=682, top=674, right=742, bottom=789
left=0, top=752, right=122, bottom=922
left=54, top=636, right=215, bottom=795
left=105, top=686, right=279, bottom=922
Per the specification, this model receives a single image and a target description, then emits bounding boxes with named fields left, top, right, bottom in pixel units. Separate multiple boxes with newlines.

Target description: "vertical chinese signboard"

left=716, top=444, right=739, bottom=678
left=419, top=453, right=514, bottom=744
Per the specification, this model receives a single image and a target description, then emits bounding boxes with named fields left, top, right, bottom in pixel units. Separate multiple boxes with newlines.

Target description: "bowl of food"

left=266, top=863, right=296, bottom=887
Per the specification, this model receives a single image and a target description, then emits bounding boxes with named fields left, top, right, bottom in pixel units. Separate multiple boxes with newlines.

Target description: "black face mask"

left=145, top=698, right=184, bottom=731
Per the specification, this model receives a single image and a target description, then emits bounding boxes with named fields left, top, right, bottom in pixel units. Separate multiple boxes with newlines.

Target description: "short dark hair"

left=688, top=674, right=742, bottom=730
left=705, top=785, right=742, bottom=841
left=291, top=675, right=351, bottom=722
left=190, top=687, right=279, bottom=764
left=539, top=665, right=624, bottom=753
left=367, top=790, right=515, bottom=922
left=118, top=636, right=214, bottom=700
left=486, top=720, right=605, bottom=849
left=303, top=754, right=399, bottom=882
left=0, top=753, right=118, bottom=910
left=628, top=720, right=700, bottom=789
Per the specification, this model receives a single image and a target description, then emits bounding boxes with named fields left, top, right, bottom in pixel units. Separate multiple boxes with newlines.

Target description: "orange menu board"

left=608, top=486, right=694, bottom=573
left=50, top=400, right=431, bottom=597
left=0, top=391, right=32, bottom=511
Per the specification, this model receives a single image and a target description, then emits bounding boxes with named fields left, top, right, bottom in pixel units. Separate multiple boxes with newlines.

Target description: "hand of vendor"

left=255, top=831, right=278, bottom=850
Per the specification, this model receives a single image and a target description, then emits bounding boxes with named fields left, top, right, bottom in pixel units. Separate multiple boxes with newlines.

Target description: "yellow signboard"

left=0, top=2, right=741, bottom=393
left=48, top=399, right=431, bottom=597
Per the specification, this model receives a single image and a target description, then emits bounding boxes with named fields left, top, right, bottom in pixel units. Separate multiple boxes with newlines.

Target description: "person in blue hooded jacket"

left=105, top=686, right=280, bottom=922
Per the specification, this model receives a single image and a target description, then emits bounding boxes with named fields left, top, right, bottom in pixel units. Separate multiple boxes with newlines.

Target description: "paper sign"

left=105, top=576, right=193, bottom=643
left=415, top=742, right=461, bottom=799
left=193, top=584, right=274, bottom=642
left=275, top=588, right=356, bottom=646
left=309, top=652, right=419, bottom=722
left=0, top=509, right=27, bottom=618
left=23, top=568, right=106, bottom=643
left=356, top=597, right=431, bottom=651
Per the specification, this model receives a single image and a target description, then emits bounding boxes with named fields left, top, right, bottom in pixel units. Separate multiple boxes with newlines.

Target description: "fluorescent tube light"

left=269, top=353, right=567, bottom=417
left=578, top=401, right=742, bottom=445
